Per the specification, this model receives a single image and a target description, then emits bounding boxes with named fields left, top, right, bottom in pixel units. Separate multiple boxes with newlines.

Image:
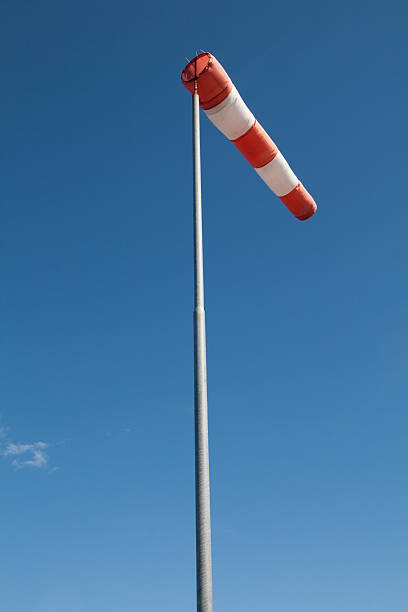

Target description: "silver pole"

left=192, top=77, right=213, bottom=612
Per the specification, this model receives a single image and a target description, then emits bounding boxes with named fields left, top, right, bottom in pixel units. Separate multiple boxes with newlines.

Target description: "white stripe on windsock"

left=255, top=152, right=299, bottom=197
left=204, top=86, right=255, bottom=141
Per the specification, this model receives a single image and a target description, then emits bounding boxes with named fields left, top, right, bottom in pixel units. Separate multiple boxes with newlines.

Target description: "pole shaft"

left=193, top=89, right=213, bottom=612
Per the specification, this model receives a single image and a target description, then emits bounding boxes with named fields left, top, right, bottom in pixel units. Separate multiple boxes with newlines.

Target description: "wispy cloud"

left=0, top=428, right=57, bottom=472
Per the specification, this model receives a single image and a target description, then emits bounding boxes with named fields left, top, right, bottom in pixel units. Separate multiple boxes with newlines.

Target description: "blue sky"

left=1, top=0, right=407, bottom=610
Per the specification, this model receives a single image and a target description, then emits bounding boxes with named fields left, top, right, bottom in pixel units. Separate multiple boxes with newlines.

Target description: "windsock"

left=181, top=53, right=317, bottom=221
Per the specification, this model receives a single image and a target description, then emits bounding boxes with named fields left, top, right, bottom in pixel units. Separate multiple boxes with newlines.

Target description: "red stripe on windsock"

left=280, top=183, right=317, bottom=220
left=181, top=53, right=233, bottom=110
left=232, top=121, right=279, bottom=168
left=181, top=53, right=317, bottom=221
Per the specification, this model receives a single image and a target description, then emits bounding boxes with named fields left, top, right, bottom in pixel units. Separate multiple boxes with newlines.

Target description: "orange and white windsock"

left=181, top=53, right=317, bottom=221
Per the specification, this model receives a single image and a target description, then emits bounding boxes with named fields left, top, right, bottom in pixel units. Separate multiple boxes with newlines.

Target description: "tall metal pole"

left=192, top=75, right=213, bottom=612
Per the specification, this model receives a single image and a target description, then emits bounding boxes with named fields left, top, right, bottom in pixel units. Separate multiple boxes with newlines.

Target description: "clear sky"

left=1, top=1, right=407, bottom=610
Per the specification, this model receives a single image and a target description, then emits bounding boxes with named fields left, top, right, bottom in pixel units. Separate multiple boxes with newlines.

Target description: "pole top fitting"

left=194, top=57, right=198, bottom=94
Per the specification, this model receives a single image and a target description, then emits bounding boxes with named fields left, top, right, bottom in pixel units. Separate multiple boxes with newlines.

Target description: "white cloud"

left=0, top=433, right=55, bottom=472
left=2, top=442, right=40, bottom=456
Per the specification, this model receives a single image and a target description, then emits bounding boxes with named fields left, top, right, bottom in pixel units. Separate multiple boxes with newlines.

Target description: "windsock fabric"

left=181, top=53, right=317, bottom=221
